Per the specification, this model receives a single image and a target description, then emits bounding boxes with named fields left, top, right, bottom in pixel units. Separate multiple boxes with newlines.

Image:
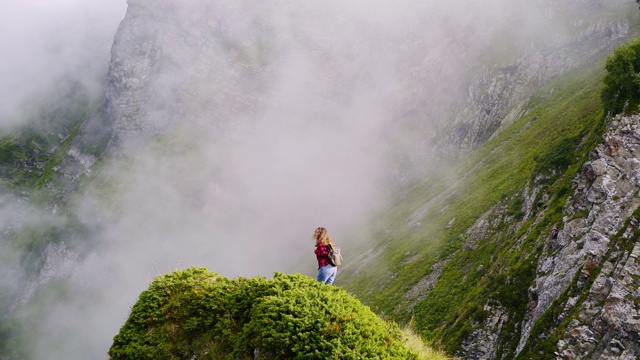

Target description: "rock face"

left=558, top=236, right=640, bottom=359
left=106, top=1, right=290, bottom=154
left=547, top=114, right=640, bottom=359
left=441, top=16, right=631, bottom=155
left=459, top=304, right=510, bottom=360
left=452, top=114, right=640, bottom=359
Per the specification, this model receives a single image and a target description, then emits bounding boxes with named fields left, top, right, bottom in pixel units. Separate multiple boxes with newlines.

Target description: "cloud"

left=0, top=0, right=126, bottom=128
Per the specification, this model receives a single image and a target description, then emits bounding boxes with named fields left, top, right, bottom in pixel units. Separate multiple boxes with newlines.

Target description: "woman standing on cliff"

left=313, top=227, right=337, bottom=285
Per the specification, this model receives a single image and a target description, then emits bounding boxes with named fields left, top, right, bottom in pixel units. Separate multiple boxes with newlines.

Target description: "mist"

left=0, top=0, right=634, bottom=359
left=0, top=0, right=126, bottom=128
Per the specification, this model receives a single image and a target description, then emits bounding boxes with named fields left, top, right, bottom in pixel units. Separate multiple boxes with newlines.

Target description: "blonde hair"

left=313, top=227, right=335, bottom=247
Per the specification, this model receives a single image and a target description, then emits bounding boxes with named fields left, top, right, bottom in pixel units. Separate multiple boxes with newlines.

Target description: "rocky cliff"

left=105, top=0, right=272, bottom=151
left=529, top=114, right=640, bottom=359
left=453, top=114, right=640, bottom=359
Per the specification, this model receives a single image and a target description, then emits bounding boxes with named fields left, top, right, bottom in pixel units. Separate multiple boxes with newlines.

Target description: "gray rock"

left=506, top=114, right=640, bottom=357
left=458, top=304, right=509, bottom=360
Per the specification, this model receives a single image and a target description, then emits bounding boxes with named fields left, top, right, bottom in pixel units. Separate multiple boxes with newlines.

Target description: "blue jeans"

left=316, top=264, right=337, bottom=285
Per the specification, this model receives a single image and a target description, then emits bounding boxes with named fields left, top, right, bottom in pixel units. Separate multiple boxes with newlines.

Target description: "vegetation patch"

left=109, top=267, right=448, bottom=360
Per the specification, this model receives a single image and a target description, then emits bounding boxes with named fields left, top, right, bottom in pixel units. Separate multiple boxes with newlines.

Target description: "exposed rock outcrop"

left=459, top=304, right=510, bottom=360
left=105, top=0, right=274, bottom=153
left=518, top=115, right=640, bottom=358
left=546, top=114, right=640, bottom=359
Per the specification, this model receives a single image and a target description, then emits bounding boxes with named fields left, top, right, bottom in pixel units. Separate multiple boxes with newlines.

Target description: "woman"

left=313, top=227, right=337, bottom=285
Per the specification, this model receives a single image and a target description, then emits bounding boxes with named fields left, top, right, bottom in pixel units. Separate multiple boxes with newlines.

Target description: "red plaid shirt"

left=315, top=243, right=331, bottom=269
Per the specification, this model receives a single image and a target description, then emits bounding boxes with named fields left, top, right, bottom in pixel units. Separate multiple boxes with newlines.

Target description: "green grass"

left=401, top=326, right=455, bottom=360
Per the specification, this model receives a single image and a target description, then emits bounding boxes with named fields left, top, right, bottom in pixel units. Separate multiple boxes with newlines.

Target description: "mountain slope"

left=339, top=42, right=640, bottom=359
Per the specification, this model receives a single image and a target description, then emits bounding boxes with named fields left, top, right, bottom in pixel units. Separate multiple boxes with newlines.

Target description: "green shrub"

left=602, top=38, right=640, bottom=115
left=109, top=268, right=419, bottom=360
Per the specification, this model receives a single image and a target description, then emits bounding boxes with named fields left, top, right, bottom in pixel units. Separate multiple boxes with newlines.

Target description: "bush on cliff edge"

left=602, top=38, right=640, bottom=115
left=108, top=267, right=419, bottom=359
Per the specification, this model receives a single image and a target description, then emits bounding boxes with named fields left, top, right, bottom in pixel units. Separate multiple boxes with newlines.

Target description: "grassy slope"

left=339, top=54, right=611, bottom=357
